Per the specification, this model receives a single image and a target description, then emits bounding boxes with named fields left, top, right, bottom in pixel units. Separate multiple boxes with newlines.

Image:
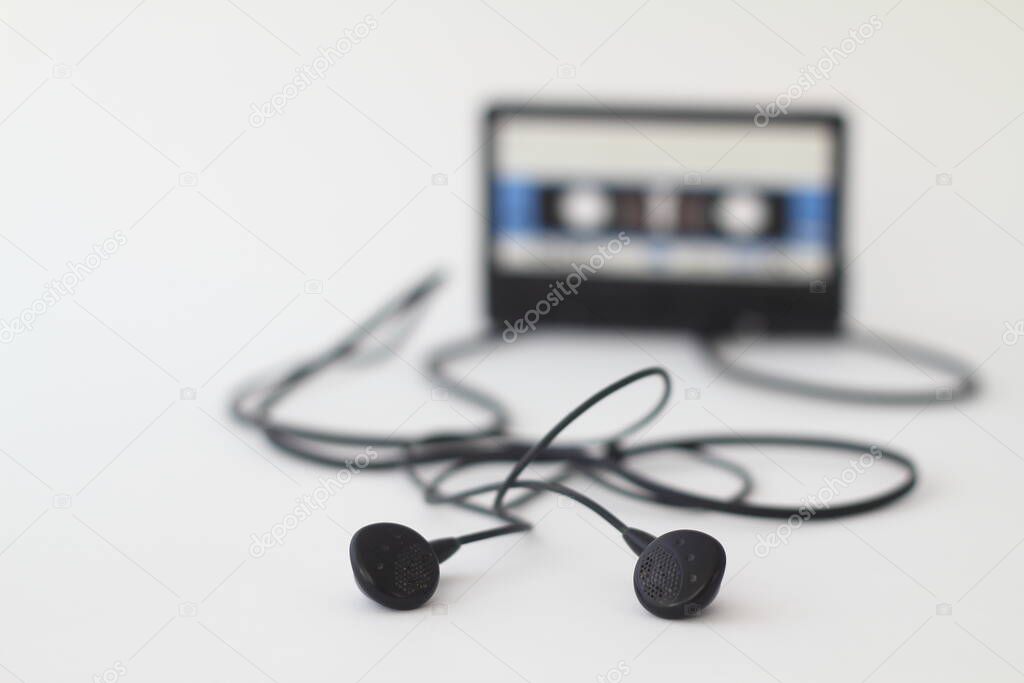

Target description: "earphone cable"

left=232, top=271, right=919, bottom=550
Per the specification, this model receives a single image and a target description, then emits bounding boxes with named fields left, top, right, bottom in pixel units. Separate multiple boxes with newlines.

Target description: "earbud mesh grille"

left=393, top=542, right=435, bottom=597
left=637, top=544, right=683, bottom=605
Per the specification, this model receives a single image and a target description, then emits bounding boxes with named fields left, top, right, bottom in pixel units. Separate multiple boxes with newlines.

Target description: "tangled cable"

left=231, top=271, right=918, bottom=555
left=700, top=331, right=978, bottom=404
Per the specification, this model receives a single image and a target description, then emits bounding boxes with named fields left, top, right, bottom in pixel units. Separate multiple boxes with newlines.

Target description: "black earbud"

left=350, top=522, right=460, bottom=610
left=626, top=528, right=727, bottom=618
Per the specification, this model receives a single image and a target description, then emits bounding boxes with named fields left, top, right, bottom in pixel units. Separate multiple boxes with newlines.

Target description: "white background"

left=2, top=1, right=1024, bottom=681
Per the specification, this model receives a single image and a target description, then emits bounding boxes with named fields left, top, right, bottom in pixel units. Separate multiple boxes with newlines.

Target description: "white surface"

left=2, top=1, right=1024, bottom=682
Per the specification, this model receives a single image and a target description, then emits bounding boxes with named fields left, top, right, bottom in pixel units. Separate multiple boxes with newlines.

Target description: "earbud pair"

left=350, top=522, right=726, bottom=618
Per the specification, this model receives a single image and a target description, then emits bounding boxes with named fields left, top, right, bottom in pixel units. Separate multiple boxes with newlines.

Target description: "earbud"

left=350, top=522, right=460, bottom=610
left=628, top=528, right=726, bottom=619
